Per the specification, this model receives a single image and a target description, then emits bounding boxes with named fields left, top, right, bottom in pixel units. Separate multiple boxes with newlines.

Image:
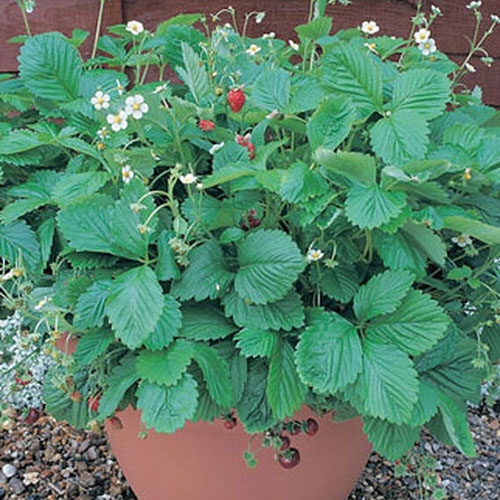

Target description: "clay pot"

left=105, top=406, right=372, bottom=500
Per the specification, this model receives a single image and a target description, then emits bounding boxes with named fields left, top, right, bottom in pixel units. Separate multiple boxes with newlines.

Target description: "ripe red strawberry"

left=88, top=394, right=101, bottom=412
left=247, top=142, right=256, bottom=160
left=24, top=408, right=41, bottom=425
left=305, top=418, right=319, bottom=437
left=224, top=417, right=237, bottom=430
left=228, top=86, right=245, bottom=113
left=108, top=416, right=123, bottom=430
left=199, top=120, right=215, bottom=132
left=280, top=436, right=291, bottom=451
left=278, top=448, right=301, bottom=469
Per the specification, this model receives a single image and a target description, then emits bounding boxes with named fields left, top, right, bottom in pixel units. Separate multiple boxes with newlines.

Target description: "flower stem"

left=91, top=0, right=107, bottom=60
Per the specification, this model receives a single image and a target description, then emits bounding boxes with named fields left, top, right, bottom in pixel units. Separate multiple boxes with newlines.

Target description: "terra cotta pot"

left=105, top=406, right=372, bottom=500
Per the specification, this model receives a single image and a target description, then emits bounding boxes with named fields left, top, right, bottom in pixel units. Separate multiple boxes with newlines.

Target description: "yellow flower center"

left=133, top=103, right=141, bottom=111
left=114, top=116, right=122, bottom=124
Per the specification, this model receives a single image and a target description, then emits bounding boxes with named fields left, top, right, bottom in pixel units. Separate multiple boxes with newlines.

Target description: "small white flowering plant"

left=0, top=0, right=499, bottom=473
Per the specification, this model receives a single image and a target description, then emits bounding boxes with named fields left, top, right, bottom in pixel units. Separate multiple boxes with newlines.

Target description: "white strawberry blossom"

left=209, top=142, right=225, bottom=155
left=246, top=44, right=262, bottom=56
left=307, top=249, right=325, bottom=263
left=452, top=234, right=473, bottom=248
left=116, top=80, right=125, bottom=95
left=467, top=1, right=482, bottom=9
left=414, top=28, right=431, bottom=44
left=419, top=38, right=437, bottom=56
left=361, top=21, right=380, bottom=35
left=262, top=32, right=276, bottom=39
left=289, top=40, right=300, bottom=51
left=126, top=20, right=145, bottom=36
left=107, top=110, right=128, bottom=132
left=431, top=5, right=442, bottom=16
left=97, top=127, right=109, bottom=140
left=466, top=63, right=477, bottom=73
left=491, top=14, right=500, bottom=24
left=24, top=0, right=35, bottom=14
left=125, top=94, right=149, bottom=119
left=121, top=165, right=135, bottom=184
left=180, top=173, right=198, bottom=185
left=255, top=12, right=266, bottom=24
left=153, top=83, right=168, bottom=94
left=90, top=91, right=110, bottom=111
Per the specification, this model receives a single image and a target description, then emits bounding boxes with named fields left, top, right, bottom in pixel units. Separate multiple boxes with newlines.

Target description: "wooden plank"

left=0, top=0, right=122, bottom=72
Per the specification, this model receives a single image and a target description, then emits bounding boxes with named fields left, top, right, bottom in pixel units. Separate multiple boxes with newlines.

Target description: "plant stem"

left=91, top=0, right=106, bottom=60
left=16, top=1, right=32, bottom=37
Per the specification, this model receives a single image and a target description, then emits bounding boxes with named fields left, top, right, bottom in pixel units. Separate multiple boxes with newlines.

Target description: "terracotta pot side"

left=105, top=406, right=372, bottom=500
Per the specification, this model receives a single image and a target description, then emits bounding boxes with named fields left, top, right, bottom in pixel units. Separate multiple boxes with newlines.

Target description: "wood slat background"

left=1, top=0, right=499, bottom=105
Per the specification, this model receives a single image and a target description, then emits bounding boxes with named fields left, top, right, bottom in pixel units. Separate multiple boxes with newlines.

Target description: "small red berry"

left=14, top=371, right=32, bottom=386
left=88, top=394, right=101, bottom=413
left=228, top=86, right=246, bottom=113
left=224, top=418, right=237, bottom=430
left=247, top=142, right=256, bottom=160
left=24, top=408, right=41, bottom=425
left=305, top=418, right=319, bottom=437
left=280, top=436, right=291, bottom=451
left=108, top=416, right=123, bottom=430
left=278, top=448, right=301, bottom=469
left=199, top=120, right=215, bottom=132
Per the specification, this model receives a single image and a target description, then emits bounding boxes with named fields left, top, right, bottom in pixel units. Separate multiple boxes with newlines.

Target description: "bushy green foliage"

left=0, top=1, right=499, bottom=465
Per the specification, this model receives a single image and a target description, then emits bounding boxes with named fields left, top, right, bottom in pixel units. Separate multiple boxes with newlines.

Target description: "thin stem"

left=398, top=0, right=424, bottom=65
left=16, top=1, right=32, bottom=37
left=91, top=0, right=106, bottom=60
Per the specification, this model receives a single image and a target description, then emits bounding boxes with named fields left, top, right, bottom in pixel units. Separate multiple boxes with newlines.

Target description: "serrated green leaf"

left=481, top=324, right=500, bottom=362
left=235, top=328, right=279, bottom=358
left=409, top=379, right=440, bottom=427
left=235, top=230, right=305, bottom=305
left=354, top=270, right=414, bottom=322
left=391, top=69, right=450, bottom=120
left=179, top=303, right=237, bottom=340
left=0, top=221, right=40, bottom=271
left=252, top=67, right=291, bottom=111
left=214, top=341, right=248, bottom=404
left=370, top=110, right=430, bottom=166
left=137, top=374, right=198, bottom=433
left=136, top=339, right=194, bottom=386
left=74, top=329, right=114, bottom=366
left=279, top=161, right=329, bottom=203
left=36, top=218, right=56, bottom=269
left=267, top=340, right=306, bottom=420
left=295, top=17, right=332, bottom=41
left=223, top=290, right=305, bottom=331
left=106, top=266, right=164, bottom=349
left=316, top=263, right=360, bottom=303
left=191, top=342, right=234, bottom=407
left=316, top=150, right=376, bottom=186
left=363, top=417, right=420, bottom=461
left=367, top=290, right=450, bottom=355
left=51, top=172, right=108, bottom=207
left=307, top=96, right=355, bottom=151
left=321, top=44, right=382, bottom=118
left=74, top=279, right=113, bottom=330
left=346, top=183, right=407, bottom=230
left=176, top=42, right=209, bottom=105
left=98, top=354, right=140, bottom=419
left=346, top=338, right=419, bottom=424
left=19, top=34, right=82, bottom=102
left=144, top=296, right=182, bottom=351
left=156, top=231, right=180, bottom=281
left=296, top=309, right=362, bottom=394
left=443, top=216, right=500, bottom=245
left=172, top=240, right=234, bottom=301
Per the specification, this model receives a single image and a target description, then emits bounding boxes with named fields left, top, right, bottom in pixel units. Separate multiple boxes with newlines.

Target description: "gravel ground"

left=0, top=405, right=498, bottom=499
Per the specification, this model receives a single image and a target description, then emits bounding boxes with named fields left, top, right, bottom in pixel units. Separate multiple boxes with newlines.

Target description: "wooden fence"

left=1, top=0, right=499, bottom=106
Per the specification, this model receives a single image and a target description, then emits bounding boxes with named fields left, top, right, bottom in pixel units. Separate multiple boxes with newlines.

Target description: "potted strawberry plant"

left=0, top=0, right=499, bottom=499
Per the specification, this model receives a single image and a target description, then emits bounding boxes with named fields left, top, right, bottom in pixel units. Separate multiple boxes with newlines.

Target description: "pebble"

left=8, top=477, right=25, bottom=495
left=1, top=464, right=16, bottom=479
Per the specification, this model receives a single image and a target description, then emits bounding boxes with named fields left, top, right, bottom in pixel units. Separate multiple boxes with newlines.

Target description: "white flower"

left=467, top=1, right=482, bottom=9
left=255, top=12, right=266, bottom=24
left=361, top=21, right=380, bottom=35
left=180, top=173, right=198, bottom=185
left=90, top=91, right=110, bottom=111
left=24, top=0, right=35, bottom=14
left=431, top=5, right=442, bottom=16
left=121, top=165, right=135, bottom=184
left=196, top=183, right=204, bottom=190
left=364, top=42, right=378, bottom=54
left=126, top=20, right=145, bottom=36
left=130, top=202, right=146, bottom=213
left=153, top=83, right=168, bottom=94
left=246, top=44, right=262, bottom=56
left=262, top=32, right=276, bottom=39
left=414, top=28, right=431, bottom=44
left=289, top=40, right=300, bottom=51
left=116, top=80, right=125, bottom=95
left=34, top=297, right=48, bottom=311
left=107, top=110, right=128, bottom=132
left=465, top=63, right=477, bottom=73
left=125, top=94, right=149, bottom=119
left=209, top=142, right=225, bottom=155
left=418, top=38, right=437, bottom=56
left=491, top=14, right=500, bottom=24
left=307, top=249, right=324, bottom=263
left=97, top=127, right=109, bottom=140
left=452, top=234, right=473, bottom=248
